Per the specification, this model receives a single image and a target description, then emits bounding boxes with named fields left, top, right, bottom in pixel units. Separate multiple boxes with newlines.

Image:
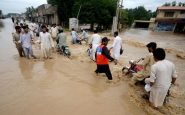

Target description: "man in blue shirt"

left=20, top=26, right=36, bottom=59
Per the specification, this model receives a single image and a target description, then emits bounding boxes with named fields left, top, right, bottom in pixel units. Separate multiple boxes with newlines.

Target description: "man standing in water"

left=50, top=24, right=58, bottom=43
left=145, top=48, right=177, bottom=108
left=39, top=25, right=54, bottom=59
left=12, top=26, right=24, bottom=57
left=20, top=26, right=37, bottom=59
left=71, top=28, right=81, bottom=44
left=110, top=31, right=122, bottom=61
left=132, top=42, right=157, bottom=85
left=90, top=30, right=102, bottom=61
left=95, top=37, right=117, bottom=82
left=80, top=28, right=89, bottom=44
left=57, top=29, right=67, bottom=51
left=11, top=17, right=15, bottom=23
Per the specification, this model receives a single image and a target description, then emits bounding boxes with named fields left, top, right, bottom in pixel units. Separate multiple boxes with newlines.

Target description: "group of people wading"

left=12, top=19, right=177, bottom=109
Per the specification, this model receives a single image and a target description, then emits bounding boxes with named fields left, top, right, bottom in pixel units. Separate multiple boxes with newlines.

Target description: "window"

left=180, top=11, right=185, bottom=14
left=164, top=12, right=174, bottom=17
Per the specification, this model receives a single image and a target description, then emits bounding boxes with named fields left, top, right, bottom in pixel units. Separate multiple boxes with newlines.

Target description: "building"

left=6, top=13, right=20, bottom=18
left=132, top=18, right=155, bottom=30
left=155, top=6, right=185, bottom=33
left=0, top=10, right=2, bottom=19
left=36, top=4, right=59, bottom=25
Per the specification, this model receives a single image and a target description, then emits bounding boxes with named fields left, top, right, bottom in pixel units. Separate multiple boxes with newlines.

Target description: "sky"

left=0, top=0, right=185, bottom=14
left=0, top=0, right=47, bottom=14
left=123, top=0, right=185, bottom=11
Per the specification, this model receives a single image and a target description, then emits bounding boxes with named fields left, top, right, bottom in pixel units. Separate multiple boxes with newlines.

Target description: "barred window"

left=180, top=11, right=185, bottom=14
left=164, top=12, right=174, bottom=17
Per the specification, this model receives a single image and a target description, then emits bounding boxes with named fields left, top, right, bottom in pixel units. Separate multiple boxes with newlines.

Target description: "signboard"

left=69, top=18, right=79, bottom=30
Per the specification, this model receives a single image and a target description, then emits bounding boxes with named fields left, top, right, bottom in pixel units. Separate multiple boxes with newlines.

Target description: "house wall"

left=149, top=22, right=155, bottom=30
left=155, top=9, right=185, bottom=32
left=35, top=4, right=59, bottom=25
left=157, top=10, right=185, bottom=19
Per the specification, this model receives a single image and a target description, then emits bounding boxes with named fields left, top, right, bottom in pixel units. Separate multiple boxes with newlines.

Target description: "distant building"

left=0, top=10, right=2, bottom=19
left=155, top=6, right=185, bottom=33
left=36, top=4, right=59, bottom=25
left=132, top=18, right=155, bottom=30
left=6, top=13, right=20, bottom=18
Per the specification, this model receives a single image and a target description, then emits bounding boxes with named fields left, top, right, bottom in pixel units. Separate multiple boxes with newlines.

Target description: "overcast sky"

left=123, top=0, right=185, bottom=11
left=0, top=0, right=185, bottom=14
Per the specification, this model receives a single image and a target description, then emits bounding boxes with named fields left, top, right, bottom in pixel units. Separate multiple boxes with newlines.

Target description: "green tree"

left=178, top=2, right=182, bottom=6
left=124, top=6, right=155, bottom=26
left=72, top=0, right=117, bottom=30
left=48, top=0, right=117, bottom=30
left=25, top=6, right=36, bottom=21
left=119, top=9, right=128, bottom=27
left=172, top=1, right=176, bottom=6
left=163, top=2, right=171, bottom=6
left=134, top=6, right=150, bottom=20
left=182, top=3, right=185, bottom=6
left=47, top=0, right=75, bottom=26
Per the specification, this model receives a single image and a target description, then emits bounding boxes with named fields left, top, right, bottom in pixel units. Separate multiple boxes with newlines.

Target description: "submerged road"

left=0, top=19, right=146, bottom=115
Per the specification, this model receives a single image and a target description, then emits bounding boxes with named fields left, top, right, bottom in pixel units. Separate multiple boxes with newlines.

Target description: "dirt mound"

left=165, top=48, right=185, bottom=60
left=176, top=53, right=185, bottom=60
left=124, top=39, right=146, bottom=48
left=123, top=40, right=185, bottom=60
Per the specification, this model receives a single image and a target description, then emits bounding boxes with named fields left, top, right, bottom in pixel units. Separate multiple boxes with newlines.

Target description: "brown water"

left=1, top=19, right=185, bottom=115
left=122, top=29, right=185, bottom=52
left=121, top=29, right=185, bottom=89
left=0, top=19, right=146, bottom=115
left=120, top=29, right=185, bottom=115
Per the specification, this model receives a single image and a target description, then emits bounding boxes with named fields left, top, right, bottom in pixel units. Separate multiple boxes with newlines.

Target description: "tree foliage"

left=72, top=0, right=117, bottom=30
left=122, top=6, right=155, bottom=26
left=48, top=0, right=117, bottom=29
left=25, top=6, right=36, bottom=21
left=163, top=1, right=185, bottom=7
left=172, top=1, right=176, bottom=6
left=47, top=0, right=75, bottom=26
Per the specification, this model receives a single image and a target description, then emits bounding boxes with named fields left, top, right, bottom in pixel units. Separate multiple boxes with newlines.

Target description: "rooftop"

left=157, top=6, right=185, bottom=11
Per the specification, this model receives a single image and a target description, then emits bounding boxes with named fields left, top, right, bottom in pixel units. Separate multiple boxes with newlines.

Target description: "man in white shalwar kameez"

left=90, top=30, right=101, bottom=61
left=145, top=48, right=177, bottom=108
left=51, top=24, right=58, bottom=44
left=71, top=28, right=79, bottom=44
left=110, top=31, right=122, bottom=60
left=80, top=29, right=89, bottom=44
left=39, top=25, right=54, bottom=59
left=28, top=23, right=35, bottom=38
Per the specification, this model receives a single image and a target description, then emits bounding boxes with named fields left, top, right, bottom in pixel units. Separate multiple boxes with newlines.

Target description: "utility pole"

left=77, top=4, right=82, bottom=19
left=118, top=0, right=124, bottom=31
left=116, top=0, right=120, bottom=31
left=112, top=0, right=120, bottom=35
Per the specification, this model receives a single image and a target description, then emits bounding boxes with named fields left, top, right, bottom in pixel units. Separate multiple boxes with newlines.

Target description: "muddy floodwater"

left=0, top=19, right=185, bottom=115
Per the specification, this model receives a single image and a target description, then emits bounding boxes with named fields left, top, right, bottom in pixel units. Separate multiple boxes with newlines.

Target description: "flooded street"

left=0, top=18, right=185, bottom=115
left=122, top=29, right=185, bottom=51
left=121, top=28, right=185, bottom=89
left=0, top=19, right=146, bottom=115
